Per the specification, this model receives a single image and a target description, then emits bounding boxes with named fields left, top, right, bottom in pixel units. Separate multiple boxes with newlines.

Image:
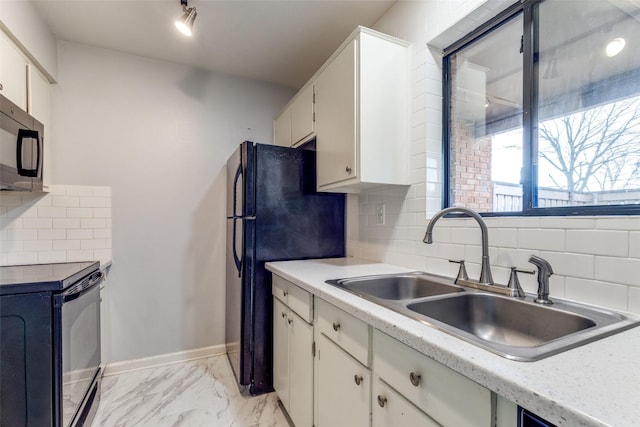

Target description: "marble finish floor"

left=92, top=354, right=290, bottom=427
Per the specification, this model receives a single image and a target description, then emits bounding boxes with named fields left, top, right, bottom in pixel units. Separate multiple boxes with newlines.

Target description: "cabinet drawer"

left=316, top=298, right=369, bottom=366
left=372, top=377, right=440, bottom=427
left=373, top=330, right=492, bottom=427
left=272, top=275, right=313, bottom=323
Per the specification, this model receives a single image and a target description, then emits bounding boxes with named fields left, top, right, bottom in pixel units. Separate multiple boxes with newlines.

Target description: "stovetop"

left=0, top=261, right=100, bottom=296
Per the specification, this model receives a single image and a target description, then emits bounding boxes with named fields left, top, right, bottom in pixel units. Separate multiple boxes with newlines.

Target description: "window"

left=443, top=0, right=640, bottom=215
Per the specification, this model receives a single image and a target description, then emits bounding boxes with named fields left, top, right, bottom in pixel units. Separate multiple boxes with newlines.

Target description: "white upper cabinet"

left=315, top=27, right=410, bottom=193
left=290, top=84, right=314, bottom=146
left=1, top=31, right=29, bottom=110
left=274, top=84, right=315, bottom=148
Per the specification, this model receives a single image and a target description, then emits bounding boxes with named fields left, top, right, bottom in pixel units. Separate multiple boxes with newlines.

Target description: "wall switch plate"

left=375, top=203, right=385, bottom=225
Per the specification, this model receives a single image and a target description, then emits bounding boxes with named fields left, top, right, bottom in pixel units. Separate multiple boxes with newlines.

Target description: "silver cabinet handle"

left=345, top=166, right=352, bottom=174
left=332, top=322, right=341, bottom=332
left=288, top=318, right=293, bottom=325
left=281, top=312, right=287, bottom=318
left=354, top=374, right=363, bottom=386
left=409, top=372, right=421, bottom=387
left=377, top=395, right=387, bottom=407
left=283, top=290, right=288, bottom=297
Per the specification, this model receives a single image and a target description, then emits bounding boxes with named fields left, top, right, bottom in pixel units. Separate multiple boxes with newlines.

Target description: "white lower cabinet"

left=272, top=281, right=313, bottom=427
left=372, top=377, right=440, bottom=427
left=271, top=274, right=516, bottom=427
left=315, top=333, right=371, bottom=427
left=373, top=329, right=493, bottom=427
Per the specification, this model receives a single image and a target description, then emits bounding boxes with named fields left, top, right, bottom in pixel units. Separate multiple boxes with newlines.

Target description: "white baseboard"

left=103, top=344, right=227, bottom=377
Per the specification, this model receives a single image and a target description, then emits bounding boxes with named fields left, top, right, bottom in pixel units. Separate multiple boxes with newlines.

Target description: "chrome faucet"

left=423, top=207, right=494, bottom=286
left=528, top=255, right=554, bottom=305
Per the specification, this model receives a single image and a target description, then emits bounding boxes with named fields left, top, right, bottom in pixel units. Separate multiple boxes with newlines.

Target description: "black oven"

left=54, top=269, right=104, bottom=427
left=0, top=93, right=44, bottom=191
left=0, top=261, right=103, bottom=427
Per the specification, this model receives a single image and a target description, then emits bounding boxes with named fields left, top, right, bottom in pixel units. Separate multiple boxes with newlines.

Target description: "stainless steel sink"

left=326, top=272, right=640, bottom=361
left=326, top=272, right=464, bottom=301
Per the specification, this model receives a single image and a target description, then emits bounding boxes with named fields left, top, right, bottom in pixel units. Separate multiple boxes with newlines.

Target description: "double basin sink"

left=326, top=272, right=639, bottom=361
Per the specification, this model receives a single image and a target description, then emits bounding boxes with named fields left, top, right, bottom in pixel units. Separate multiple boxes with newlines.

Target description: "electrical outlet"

left=375, top=203, right=385, bottom=225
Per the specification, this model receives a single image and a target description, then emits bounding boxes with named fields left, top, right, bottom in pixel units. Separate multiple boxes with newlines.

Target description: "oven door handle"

left=57, top=271, right=104, bottom=305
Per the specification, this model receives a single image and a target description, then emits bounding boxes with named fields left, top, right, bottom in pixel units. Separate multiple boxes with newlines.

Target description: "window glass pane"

left=537, top=0, right=640, bottom=208
left=449, top=14, right=524, bottom=212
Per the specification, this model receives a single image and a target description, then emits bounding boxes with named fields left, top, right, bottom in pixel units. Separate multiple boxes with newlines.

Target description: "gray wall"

left=51, top=41, right=295, bottom=363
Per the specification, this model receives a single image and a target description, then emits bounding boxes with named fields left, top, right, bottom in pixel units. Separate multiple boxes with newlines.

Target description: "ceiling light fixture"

left=605, top=37, right=625, bottom=57
left=175, top=0, right=197, bottom=37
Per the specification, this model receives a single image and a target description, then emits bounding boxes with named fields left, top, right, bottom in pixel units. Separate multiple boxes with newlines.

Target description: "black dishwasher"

left=0, top=261, right=104, bottom=427
left=519, top=406, right=558, bottom=427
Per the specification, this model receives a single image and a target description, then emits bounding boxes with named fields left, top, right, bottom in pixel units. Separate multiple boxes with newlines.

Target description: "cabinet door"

left=373, top=378, right=440, bottom=427
left=273, top=298, right=290, bottom=409
left=0, top=32, right=28, bottom=110
left=316, top=334, right=370, bottom=427
left=274, top=107, right=292, bottom=147
left=290, top=84, right=314, bottom=145
left=288, top=310, right=314, bottom=427
left=315, top=39, right=357, bottom=188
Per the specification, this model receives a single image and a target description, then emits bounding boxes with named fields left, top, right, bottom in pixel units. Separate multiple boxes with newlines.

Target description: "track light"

left=605, top=37, right=625, bottom=57
left=175, top=0, right=197, bottom=37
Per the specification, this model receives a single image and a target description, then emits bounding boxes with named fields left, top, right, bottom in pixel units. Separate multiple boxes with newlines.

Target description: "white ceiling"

left=32, top=0, right=396, bottom=89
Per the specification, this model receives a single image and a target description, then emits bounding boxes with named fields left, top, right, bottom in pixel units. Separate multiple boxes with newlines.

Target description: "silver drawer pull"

left=354, top=374, right=363, bottom=386
left=377, top=395, right=387, bottom=408
left=409, top=372, right=421, bottom=387
left=332, top=322, right=341, bottom=332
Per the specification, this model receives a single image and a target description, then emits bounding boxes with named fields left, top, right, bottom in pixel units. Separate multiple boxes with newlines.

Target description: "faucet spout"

left=424, top=207, right=493, bottom=285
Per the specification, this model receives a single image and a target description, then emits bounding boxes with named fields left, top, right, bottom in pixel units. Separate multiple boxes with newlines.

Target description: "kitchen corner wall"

left=347, top=0, right=640, bottom=315
left=0, top=185, right=112, bottom=266
left=48, top=41, right=294, bottom=364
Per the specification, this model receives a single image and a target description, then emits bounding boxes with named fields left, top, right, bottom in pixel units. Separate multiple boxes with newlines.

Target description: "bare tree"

left=538, top=98, right=640, bottom=201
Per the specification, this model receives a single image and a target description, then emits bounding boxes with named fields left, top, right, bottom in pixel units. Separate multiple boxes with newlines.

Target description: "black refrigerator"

left=225, top=141, right=345, bottom=395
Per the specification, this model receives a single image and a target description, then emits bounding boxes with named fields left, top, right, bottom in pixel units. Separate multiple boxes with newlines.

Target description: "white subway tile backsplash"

left=67, top=208, right=94, bottom=218
left=37, top=207, right=67, bottom=218
left=66, top=186, right=94, bottom=197
left=80, top=197, right=107, bottom=208
left=67, top=250, right=95, bottom=261
left=53, top=218, right=82, bottom=229
left=67, top=229, right=93, bottom=240
left=565, top=277, right=628, bottom=312
left=37, top=229, right=66, bottom=240
left=53, top=240, right=81, bottom=251
left=8, top=252, right=38, bottom=265
left=38, top=251, right=67, bottom=263
left=0, top=186, right=112, bottom=266
left=630, top=232, right=640, bottom=258
left=595, top=257, right=640, bottom=287
left=22, top=218, right=53, bottom=229
left=52, top=196, right=80, bottom=208
left=566, top=230, right=628, bottom=257
left=517, top=229, right=565, bottom=251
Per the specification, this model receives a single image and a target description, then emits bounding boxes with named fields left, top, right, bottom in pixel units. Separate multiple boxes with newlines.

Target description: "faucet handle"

left=448, top=259, right=469, bottom=284
left=507, top=267, right=534, bottom=298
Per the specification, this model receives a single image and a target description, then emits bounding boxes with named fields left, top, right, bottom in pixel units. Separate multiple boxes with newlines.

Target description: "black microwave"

left=1, top=94, right=44, bottom=191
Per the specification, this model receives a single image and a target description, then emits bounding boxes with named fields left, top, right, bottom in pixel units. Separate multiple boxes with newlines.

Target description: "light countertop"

left=266, top=257, right=640, bottom=427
